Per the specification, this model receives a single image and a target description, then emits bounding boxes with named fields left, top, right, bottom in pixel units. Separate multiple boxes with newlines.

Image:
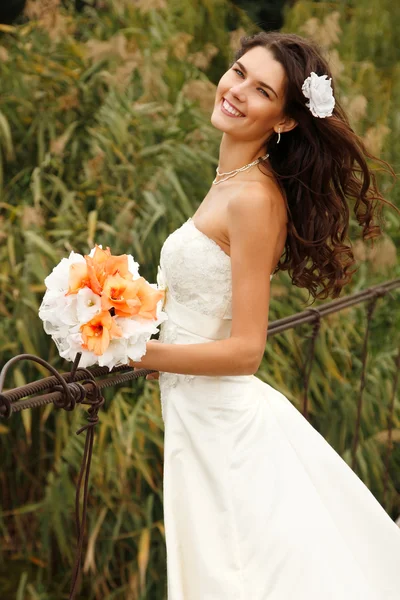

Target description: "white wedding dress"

left=157, top=217, right=400, bottom=600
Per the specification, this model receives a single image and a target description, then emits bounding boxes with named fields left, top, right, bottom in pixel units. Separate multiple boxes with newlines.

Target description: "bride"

left=131, top=32, right=400, bottom=599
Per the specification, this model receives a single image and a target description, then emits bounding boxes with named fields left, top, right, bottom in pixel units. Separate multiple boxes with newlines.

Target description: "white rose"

left=302, top=72, right=335, bottom=118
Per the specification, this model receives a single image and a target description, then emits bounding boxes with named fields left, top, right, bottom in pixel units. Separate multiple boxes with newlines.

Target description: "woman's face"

left=211, top=45, right=289, bottom=143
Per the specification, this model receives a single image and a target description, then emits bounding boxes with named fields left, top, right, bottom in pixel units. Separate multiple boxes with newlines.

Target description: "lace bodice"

left=160, top=218, right=235, bottom=318
left=156, top=218, right=273, bottom=418
left=159, top=218, right=273, bottom=315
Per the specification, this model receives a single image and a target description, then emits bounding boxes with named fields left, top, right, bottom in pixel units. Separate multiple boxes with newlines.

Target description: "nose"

left=229, top=81, right=247, bottom=104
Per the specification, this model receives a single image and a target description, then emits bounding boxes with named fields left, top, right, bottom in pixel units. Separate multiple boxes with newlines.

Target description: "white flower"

left=128, top=255, right=141, bottom=280
left=96, top=338, right=129, bottom=370
left=39, top=291, right=78, bottom=332
left=126, top=338, right=148, bottom=363
left=302, top=72, right=335, bottom=118
left=117, top=316, right=155, bottom=340
left=60, top=333, right=99, bottom=368
left=44, top=252, right=85, bottom=292
left=76, top=287, right=102, bottom=324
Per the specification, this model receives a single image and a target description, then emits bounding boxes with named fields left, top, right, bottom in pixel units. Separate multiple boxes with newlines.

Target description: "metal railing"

left=1, top=277, right=399, bottom=598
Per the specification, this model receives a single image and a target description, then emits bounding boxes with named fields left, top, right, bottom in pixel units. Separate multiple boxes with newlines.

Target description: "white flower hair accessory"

left=301, top=72, right=335, bottom=118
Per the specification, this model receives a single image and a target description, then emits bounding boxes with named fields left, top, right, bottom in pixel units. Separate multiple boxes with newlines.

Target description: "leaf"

left=16, top=572, right=28, bottom=600
left=0, top=110, right=15, bottom=161
left=0, top=24, right=16, bottom=33
left=6, top=233, right=16, bottom=268
left=0, top=502, right=43, bottom=517
left=87, top=209, right=98, bottom=247
left=40, top=403, right=54, bottom=429
left=132, top=455, right=157, bottom=491
left=15, top=320, right=48, bottom=377
left=138, top=528, right=150, bottom=595
left=30, top=166, right=42, bottom=205
left=83, top=506, right=108, bottom=574
left=50, top=121, right=78, bottom=156
left=164, top=168, right=192, bottom=214
left=373, top=428, right=400, bottom=444
left=24, top=231, right=58, bottom=260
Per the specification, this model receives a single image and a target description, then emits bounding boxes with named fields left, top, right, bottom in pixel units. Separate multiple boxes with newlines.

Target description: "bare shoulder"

left=226, top=179, right=288, bottom=270
left=227, top=179, right=288, bottom=229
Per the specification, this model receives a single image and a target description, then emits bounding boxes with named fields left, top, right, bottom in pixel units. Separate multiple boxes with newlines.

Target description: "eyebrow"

left=235, top=60, right=279, bottom=99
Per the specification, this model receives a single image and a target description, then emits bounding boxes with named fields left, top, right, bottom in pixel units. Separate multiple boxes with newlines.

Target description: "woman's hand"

left=145, top=370, right=159, bottom=380
left=133, top=367, right=160, bottom=379
left=133, top=367, right=159, bottom=380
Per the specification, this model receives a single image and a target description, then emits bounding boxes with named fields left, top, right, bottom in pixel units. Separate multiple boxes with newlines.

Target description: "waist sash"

left=163, top=293, right=232, bottom=341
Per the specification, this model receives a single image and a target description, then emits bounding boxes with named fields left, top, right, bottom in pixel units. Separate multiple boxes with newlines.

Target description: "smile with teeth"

left=221, top=98, right=245, bottom=117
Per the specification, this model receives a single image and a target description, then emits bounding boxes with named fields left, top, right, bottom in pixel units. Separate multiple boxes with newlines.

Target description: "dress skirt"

left=160, top=294, right=400, bottom=600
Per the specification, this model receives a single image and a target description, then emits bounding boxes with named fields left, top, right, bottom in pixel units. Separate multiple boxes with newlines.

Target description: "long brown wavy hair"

left=234, top=32, right=398, bottom=303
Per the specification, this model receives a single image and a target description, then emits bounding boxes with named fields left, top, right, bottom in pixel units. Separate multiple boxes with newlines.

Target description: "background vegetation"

left=0, top=0, right=399, bottom=597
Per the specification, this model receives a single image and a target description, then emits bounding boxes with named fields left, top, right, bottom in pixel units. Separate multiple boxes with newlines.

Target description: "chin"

left=210, top=105, right=229, bottom=132
left=210, top=111, right=222, bottom=131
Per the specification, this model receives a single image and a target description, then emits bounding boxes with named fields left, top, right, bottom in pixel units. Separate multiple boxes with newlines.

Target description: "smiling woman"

left=135, top=29, right=400, bottom=600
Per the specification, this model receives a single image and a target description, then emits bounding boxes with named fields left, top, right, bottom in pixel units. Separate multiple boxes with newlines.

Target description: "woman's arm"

left=131, top=185, right=283, bottom=377
left=130, top=337, right=257, bottom=376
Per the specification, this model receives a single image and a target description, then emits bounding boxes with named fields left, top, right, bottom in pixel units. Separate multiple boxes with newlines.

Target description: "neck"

left=217, top=134, right=267, bottom=173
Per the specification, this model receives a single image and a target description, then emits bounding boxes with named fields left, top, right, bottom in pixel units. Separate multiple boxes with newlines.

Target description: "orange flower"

left=90, top=245, right=132, bottom=279
left=135, top=279, right=165, bottom=320
left=102, top=274, right=165, bottom=319
left=80, top=310, right=122, bottom=356
left=66, top=262, right=90, bottom=295
left=85, top=255, right=106, bottom=295
left=90, top=245, right=110, bottom=266
left=104, top=254, right=132, bottom=279
left=66, top=245, right=133, bottom=296
left=101, top=274, right=142, bottom=317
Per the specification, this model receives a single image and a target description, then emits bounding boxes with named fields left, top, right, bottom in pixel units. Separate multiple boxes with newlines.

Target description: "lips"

left=221, top=97, right=245, bottom=117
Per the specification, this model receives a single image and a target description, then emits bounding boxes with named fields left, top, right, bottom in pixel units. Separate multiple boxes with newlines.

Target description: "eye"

left=233, top=67, right=244, bottom=77
left=258, top=88, right=270, bottom=99
left=232, top=67, right=270, bottom=98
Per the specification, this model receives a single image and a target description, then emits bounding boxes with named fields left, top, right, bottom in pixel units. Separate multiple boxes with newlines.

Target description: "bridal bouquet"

left=39, top=245, right=168, bottom=369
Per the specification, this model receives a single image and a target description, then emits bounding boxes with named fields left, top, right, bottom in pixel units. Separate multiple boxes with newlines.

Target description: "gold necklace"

left=212, top=153, right=269, bottom=185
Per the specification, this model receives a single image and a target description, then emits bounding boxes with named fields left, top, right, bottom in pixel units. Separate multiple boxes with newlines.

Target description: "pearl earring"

left=277, top=127, right=281, bottom=144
